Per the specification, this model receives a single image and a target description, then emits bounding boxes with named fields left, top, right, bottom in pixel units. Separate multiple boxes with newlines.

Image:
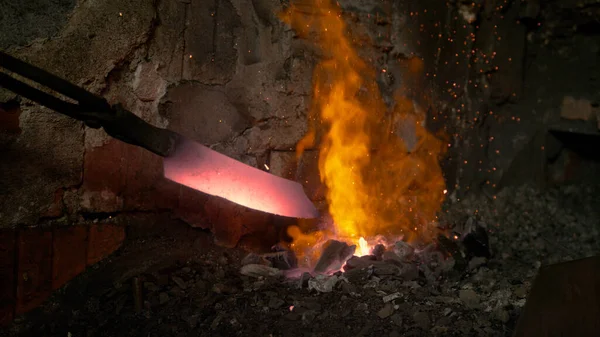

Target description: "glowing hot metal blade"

left=163, top=137, right=319, bottom=219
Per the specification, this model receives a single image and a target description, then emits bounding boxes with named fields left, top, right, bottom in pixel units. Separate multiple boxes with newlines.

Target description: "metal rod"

left=0, top=71, right=81, bottom=118
left=0, top=53, right=180, bottom=157
left=0, top=51, right=110, bottom=112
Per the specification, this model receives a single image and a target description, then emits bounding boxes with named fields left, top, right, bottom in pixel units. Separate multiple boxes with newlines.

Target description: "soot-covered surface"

left=1, top=184, right=599, bottom=337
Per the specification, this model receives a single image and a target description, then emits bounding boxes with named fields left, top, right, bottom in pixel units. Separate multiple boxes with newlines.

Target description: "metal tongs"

left=0, top=50, right=179, bottom=157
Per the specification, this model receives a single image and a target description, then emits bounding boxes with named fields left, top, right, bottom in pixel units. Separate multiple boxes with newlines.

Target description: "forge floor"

left=1, top=184, right=599, bottom=337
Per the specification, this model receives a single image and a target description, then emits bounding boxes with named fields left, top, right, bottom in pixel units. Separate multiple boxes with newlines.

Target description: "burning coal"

left=281, top=0, right=447, bottom=267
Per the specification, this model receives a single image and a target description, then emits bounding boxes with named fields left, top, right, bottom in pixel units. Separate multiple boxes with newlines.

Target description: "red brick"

left=87, top=224, right=125, bottom=265
left=122, top=146, right=180, bottom=211
left=15, top=229, right=53, bottom=314
left=0, top=230, right=16, bottom=326
left=175, top=186, right=274, bottom=248
left=0, top=102, right=21, bottom=134
left=83, top=139, right=181, bottom=213
left=41, top=189, right=65, bottom=218
left=202, top=197, right=272, bottom=248
left=150, top=177, right=184, bottom=210
left=83, top=139, right=126, bottom=192
left=174, top=185, right=210, bottom=226
left=81, top=139, right=126, bottom=211
left=52, top=226, right=88, bottom=290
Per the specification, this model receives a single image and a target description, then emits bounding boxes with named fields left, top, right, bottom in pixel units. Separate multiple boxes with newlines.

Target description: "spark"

left=264, top=164, right=270, bottom=171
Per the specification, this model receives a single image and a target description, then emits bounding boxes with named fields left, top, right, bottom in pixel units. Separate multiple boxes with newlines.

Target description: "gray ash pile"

left=234, top=184, right=600, bottom=336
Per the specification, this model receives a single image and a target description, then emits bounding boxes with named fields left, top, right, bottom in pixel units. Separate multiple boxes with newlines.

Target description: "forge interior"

left=1, top=0, right=600, bottom=336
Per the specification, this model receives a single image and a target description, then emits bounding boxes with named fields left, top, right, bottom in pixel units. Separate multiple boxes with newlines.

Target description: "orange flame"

left=282, top=0, right=447, bottom=265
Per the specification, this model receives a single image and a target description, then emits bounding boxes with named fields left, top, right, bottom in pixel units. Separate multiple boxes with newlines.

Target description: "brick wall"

left=0, top=224, right=125, bottom=325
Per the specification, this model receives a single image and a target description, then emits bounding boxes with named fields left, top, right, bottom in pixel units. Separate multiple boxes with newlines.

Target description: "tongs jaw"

left=0, top=51, right=179, bottom=157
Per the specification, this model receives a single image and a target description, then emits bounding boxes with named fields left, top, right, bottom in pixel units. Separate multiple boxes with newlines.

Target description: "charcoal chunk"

left=372, top=244, right=386, bottom=260
left=344, top=255, right=376, bottom=270
left=313, top=240, right=356, bottom=274
left=264, top=249, right=298, bottom=270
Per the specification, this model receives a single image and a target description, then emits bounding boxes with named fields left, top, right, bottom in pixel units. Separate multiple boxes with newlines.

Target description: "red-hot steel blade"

left=163, top=137, right=319, bottom=219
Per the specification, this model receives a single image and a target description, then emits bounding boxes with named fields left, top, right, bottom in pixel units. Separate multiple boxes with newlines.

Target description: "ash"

left=5, top=185, right=600, bottom=337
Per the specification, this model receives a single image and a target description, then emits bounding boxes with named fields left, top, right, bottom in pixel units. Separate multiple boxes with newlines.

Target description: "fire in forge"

left=1, top=0, right=600, bottom=336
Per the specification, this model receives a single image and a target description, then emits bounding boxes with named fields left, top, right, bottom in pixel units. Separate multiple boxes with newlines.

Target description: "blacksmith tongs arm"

left=0, top=50, right=179, bottom=157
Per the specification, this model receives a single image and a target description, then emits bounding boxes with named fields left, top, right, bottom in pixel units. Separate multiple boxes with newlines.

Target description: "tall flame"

left=281, top=0, right=447, bottom=264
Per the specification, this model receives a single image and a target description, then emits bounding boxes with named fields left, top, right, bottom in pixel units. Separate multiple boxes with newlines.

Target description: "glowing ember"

left=281, top=0, right=447, bottom=265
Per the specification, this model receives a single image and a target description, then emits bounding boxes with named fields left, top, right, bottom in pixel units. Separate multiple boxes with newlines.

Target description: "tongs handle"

left=0, top=71, right=83, bottom=118
left=0, top=51, right=179, bottom=157
left=0, top=51, right=110, bottom=112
